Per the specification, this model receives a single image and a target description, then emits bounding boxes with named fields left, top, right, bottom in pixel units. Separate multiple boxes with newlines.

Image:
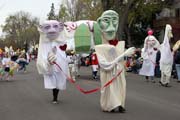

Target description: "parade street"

left=0, top=61, right=180, bottom=120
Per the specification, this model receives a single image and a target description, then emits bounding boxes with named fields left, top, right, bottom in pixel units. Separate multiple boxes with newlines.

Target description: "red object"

left=91, top=53, right=99, bottom=65
left=108, top=39, right=118, bottom=46
left=59, top=44, right=67, bottom=51
left=148, top=29, right=153, bottom=35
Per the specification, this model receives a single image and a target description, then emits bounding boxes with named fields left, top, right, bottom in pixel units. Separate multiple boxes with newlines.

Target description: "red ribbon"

left=53, top=62, right=122, bottom=94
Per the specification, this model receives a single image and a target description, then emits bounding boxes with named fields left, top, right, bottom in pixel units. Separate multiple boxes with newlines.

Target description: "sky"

left=0, top=0, right=61, bottom=34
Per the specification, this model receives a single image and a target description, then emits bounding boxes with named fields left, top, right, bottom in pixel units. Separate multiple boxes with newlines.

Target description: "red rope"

left=53, top=62, right=122, bottom=94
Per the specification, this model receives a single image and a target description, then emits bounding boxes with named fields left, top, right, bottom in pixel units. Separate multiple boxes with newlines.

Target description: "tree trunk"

left=117, top=0, right=134, bottom=43
left=124, top=24, right=132, bottom=47
left=101, top=0, right=110, bottom=10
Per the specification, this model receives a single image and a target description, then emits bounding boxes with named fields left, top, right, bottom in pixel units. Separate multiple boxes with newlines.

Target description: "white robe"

left=37, top=41, right=69, bottom=90
left=159, top=24, right=173, bottom=77
left=139, top=48, right=157, bottom=76
left=139, top=35, right=160, bottom=77
left=95, top=41, right=126, bottom=112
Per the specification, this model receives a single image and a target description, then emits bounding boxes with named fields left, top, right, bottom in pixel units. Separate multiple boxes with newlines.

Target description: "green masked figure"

left=95, top=10, right=135, bottom=113
left=97, top=10, right=119, bottom=42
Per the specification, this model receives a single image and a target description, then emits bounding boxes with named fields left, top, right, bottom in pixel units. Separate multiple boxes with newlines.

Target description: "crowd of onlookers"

left=0, top=47, right=38, bottom=81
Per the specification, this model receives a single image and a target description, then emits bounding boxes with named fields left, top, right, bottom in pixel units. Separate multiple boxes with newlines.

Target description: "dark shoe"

left=177, top=81, right=180, bottom=83
left=164, top=83, right=171, bottom=87
left=110, top=109, right=115, bottom=113
left=159, top=81, right=164, bottom=86
left=119, top=106, right=126, bottom=113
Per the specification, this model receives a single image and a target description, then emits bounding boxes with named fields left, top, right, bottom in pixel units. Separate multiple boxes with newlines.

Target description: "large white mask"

left=39, top=20, right=64, bottom=40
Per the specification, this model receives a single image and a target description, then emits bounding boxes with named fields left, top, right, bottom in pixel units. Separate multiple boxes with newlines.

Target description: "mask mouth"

left=104, top=31, right=115, bottom=36
left=105, top=31, right=114, bottom=34
left=102, top=31, right=116, bottom=40
left=47, top=32, right=59, bottom=40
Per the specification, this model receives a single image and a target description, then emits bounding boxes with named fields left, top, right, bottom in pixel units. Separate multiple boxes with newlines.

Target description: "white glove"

left=47, top=52, right=57, bottom=65
left=124, top=47, right=136, bottom=57
left=113, top=47, right=135, bottom=63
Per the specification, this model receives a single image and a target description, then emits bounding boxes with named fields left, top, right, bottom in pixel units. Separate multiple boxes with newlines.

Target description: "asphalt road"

left=0, top=61, right=180, bottom=120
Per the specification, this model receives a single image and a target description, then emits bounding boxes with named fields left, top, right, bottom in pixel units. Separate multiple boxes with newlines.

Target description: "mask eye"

left=53, top=24, right=59, bottom=29
left=102, top=18, right=109, bottom=23
left=44, top=25, right=50, bottom=30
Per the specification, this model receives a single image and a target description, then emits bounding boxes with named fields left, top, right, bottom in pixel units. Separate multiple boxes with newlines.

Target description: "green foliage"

left=59, top=0, right=103, bottom=21
left=2, top=11, right=39, bottom=49
left=58, top=4, right=70, bottom=21
left=128, top=0, right=169, bottom=46
left=100, top=0, right=172, bottom=47
left=47, top=3, right=57, bottom=20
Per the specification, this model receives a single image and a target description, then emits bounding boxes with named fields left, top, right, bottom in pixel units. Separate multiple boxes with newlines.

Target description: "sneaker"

left=52, top=101, right=58, bottom=104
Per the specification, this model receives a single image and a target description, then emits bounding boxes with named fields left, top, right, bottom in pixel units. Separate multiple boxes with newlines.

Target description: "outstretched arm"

left=98, top=47, right=135, bottom=71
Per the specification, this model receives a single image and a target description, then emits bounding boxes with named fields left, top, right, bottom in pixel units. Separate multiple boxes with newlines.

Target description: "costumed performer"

left=159, top=24, right=173, bottom=87
left=94, top=10, right=135, bottom=113
left=36, top=20, right=70, bottom=104
left=139, top=29, right=160, bottom=82
left=90, top=49, right=99, bottom=79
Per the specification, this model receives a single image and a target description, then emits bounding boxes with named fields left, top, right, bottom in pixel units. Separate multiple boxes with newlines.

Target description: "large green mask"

left=97, top=10, right=119, bottom=41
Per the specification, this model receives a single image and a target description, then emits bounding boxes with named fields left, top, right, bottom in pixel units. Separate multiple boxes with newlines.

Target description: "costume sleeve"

left=97, top=53, right=125, bottom=71
left=95, top=44, right=127, bottom=71
left=36, top=44, right=53, bottom=75
left=36, top=58, right=53, bottom=74
left=97, top=54, right=115, bottom=71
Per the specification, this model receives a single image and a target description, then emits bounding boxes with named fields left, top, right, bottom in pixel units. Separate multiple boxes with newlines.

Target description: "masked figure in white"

left=159, top=24, right=173, bottom=87
left=68, top=50, right=78, bottom=81
left=37, top=20, right=70, bottom=104
left=139, top=30, right=160, bottom=82
left=95, top=10, right=135, bottom=113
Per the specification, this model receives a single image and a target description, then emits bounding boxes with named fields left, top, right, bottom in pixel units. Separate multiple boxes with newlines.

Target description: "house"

left=153, top=0, right=180, bottom=42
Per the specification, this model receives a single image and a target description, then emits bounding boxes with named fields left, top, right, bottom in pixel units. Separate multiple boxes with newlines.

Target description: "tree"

left=100, top=0, right=172, bottom=47
left=58, top=4, right=70, bottom=21
left=2, top=11, right=39, bottom=49
left=59, top=0, right=103, bottom=21
left=47, top=3, right=57, bottom=20
left=59, top=0, right=78, bottom=21
left=75, top=0, right=103, bottom=20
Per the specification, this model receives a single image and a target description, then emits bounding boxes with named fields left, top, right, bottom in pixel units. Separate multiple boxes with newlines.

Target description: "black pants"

left=52, top=88, right=59, bottom=101
left=93, top=71, right=97, bottom=78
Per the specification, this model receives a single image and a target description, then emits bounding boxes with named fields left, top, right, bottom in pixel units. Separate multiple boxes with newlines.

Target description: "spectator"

left=174, top=48, right=180, bottom=82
